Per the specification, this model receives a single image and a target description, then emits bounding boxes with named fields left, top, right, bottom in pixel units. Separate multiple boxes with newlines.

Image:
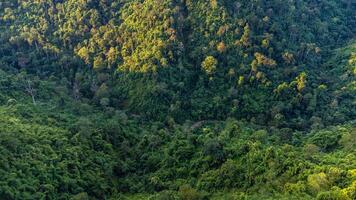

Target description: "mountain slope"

left=0, top=0, right=355, bottom=199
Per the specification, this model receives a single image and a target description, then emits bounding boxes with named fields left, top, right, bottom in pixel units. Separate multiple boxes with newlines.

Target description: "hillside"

left=0, top=0, right=355, bottom=199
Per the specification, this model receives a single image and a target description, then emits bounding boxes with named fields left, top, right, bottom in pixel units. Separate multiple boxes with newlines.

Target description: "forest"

left=0, top=0, right=355, bottom=199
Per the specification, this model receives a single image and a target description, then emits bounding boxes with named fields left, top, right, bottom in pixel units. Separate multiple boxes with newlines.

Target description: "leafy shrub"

left=309, top=131, right=342, bottom=152
left=197, top=160, right=242, bottom=190
left=178, top=185, right=203, bottom=200
left=308, top=173, right=330, bottom=194
left=316, top=190, right=349, bottom=200
left=285, top=181, right=307, bottom=194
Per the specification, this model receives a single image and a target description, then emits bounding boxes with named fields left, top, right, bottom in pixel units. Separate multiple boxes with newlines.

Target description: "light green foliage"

left=296, top=72, right=307, bottom=92
left=308, top=173, right=330, bottom=194
left=201, top=56, right=218, bottom=75
left=119, top=0, right=176, bottom=72
left=0, top=0, right=355, bottom=199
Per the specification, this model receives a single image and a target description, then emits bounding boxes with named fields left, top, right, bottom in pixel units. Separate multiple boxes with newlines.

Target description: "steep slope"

left=0, top=0, right=354, bottom=124
left=0, top=0, right=355, bottom=199
left=0, top=105, right=116, bottom=199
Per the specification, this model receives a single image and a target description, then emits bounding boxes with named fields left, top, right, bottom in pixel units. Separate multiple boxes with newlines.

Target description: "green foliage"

left=0, top=105, right=117, bottom=199
left=118, top=0, right=177, bottom=73
left=178, top=185, right=204, bottom=200
left=307, top=173, right=330, bottom=194
left=0, top=0, right=355, bottom=199
left=309, top=130, right=342, bottom=152
left=1, top=0, right=354, bottom=123
left=201, top=56, right=218, bottom=75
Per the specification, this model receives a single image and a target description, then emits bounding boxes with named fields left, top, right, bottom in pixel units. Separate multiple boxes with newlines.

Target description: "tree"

left=93, top=56, right=106, bottom=71
left=307, top=173, right=330, bottom=194
left=217, top=42, right=226, bottom=53
left=296, top=72, right=307, bottom=92
left=254, top=52, right=277, bottom=68
left=349, top=53, right=356, bottom=75
left=240, top=23, right=251, bottom=47
left=201, top=56, right=217, bottom=75
left=77, top=46, right=91, bottom=65
left=179, top=185, right=203, bottom=200
left=283, top=52, right=295, bottom=64
left=24, top=79, right=36, bottom=105
left=309, top=130, right=341, bottom=152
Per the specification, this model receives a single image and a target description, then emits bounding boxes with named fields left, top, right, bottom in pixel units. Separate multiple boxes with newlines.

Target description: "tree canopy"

left=0, top=0, right=355, bottom=199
